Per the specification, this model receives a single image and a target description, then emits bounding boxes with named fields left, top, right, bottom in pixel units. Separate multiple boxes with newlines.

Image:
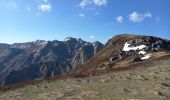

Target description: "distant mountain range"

left=0, top=37, right=104, bottom=85
left=0, top=34, right=170, bottom=86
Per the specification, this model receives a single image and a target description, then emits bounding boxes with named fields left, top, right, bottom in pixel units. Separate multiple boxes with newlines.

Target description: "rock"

left=80, top=91, right=98, bottom=98
left=133, top=56, right=142, bottom=62
left=126, top=77, right=132, bottom=80
left=103, top=62, right=110, bottom=66
left=157, top=91, right=164, bottom=96
left=76, top=78, right=82, bottom=82
left=160, top=83, right=170, bottom=87
left=140, top=75, right=149, bottom=81
left=109, top=55, right=119, bottom=62
left=100, top=79, right=109, bottom=82
left=123, top=88, right=130, bottom=92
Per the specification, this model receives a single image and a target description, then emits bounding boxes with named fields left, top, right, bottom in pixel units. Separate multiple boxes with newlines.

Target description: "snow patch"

left=34, top=40, right=47, bottom=46
left=37, top=41, right=47, bottom=45
left=122, top=42, right=151, bottom=60
left=64, top=38, right=70, bottom=41
left=141, top=54, right=151, bottom=60
left=74, top=60, right=77, bottom=64
left=138, top=51, right=146, bottom=55
left=64, top=37, right=73, bottom=41
left=123, top=42, right=147, bottom=51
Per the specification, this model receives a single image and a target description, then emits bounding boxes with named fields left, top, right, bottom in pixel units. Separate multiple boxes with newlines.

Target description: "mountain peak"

left=70, top=34, right=170, bottom=77
left=110, top=34, right=144, bottom=39
left=0, top=37, right=104, bottom=85
left=64, top=37, right=77, bottom=41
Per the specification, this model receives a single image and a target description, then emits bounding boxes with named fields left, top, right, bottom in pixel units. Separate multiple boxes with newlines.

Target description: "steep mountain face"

left=70, top=34, right=170, bottom=77
left=0, top=37, right=104, bottom=85
left=0, top=44, right=10, bottom=53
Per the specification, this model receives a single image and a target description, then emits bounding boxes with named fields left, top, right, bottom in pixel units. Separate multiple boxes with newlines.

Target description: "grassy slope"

left=70, top=34, right=169, bottom=77
left=69, top=34, right=143, bottom=77
left=0, top=56, right=170, bottom=100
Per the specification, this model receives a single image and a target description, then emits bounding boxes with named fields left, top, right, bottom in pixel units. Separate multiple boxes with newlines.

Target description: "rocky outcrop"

left=0, top=37, right=104, bottom=85
left=70, top=34, right=170, bottom=77
left=106, top=35, right=170, bottom=64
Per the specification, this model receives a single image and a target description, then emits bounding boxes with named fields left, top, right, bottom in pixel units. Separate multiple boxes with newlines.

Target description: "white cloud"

left=79, top=0, right=107, bottom=8
left=79, top=13, right=85, bottom=17
left=39, top=4, right=52, bottom=12
left=144, top=12, right=152, bottom=18
left=89, top=36, right=95, bottom=39
left=128, top=12, right=144, bottom=22
left=128, top=11, right=152, bottom=22
left=116, top=16, right=123, bottom=23
left=93, top=0, right=107, bottom=6
left=79, top=0, right=90, bottom=8
left=27, top=6, right=31, bottom=11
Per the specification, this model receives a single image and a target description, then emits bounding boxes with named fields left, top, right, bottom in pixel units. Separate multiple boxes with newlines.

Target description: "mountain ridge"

left=70, top=34, right=170, bottom=77
left=1, top=34, right=170, bottom=86
left=0, top=37, right=104, bottom=86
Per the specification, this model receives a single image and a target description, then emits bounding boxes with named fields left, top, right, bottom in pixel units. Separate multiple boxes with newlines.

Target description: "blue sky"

left=0, top=0, right=170, bottom=44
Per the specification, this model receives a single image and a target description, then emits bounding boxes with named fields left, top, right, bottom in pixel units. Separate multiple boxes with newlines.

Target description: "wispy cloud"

left=93, top=0, right=107, bottom=6
left=89, top=36, right=95, bottom=39
left=79, top=0, right=90, bottom=8
left=79, top=13, right=85, bottom=17
left=144, top=12, right=152, bottom=17
left=94, top=12, right=101, bottom=15
left=128, top=11, right=152, bottom=22
left=116, top=16, right=123, bottom=23
left=27, top=6, right=31, bottom=11
left=79, top=0, right=107, bottom=8
left=38, top=4, right=52, bottom=12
